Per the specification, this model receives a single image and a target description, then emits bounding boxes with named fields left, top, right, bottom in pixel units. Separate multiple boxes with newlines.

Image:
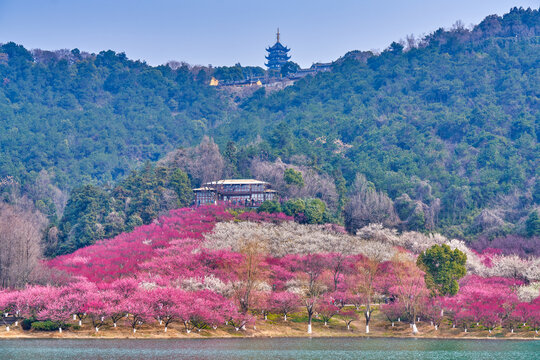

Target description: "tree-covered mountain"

left=0, top=7, right=539, bottom=254
left=217, top=7, right=540, bottom=240
left=0, top=46, right=229, bottom=189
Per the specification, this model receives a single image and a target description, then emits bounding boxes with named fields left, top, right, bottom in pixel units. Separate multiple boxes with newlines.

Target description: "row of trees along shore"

left=1, top=206, right=539, bottom=336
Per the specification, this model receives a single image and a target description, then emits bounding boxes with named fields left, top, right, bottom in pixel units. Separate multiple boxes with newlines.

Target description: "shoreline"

left=1, top=332, right=538, bottom=341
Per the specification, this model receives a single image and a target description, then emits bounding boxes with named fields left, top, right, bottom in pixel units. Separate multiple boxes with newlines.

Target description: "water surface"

left=1, top=337, right=538, bottom=360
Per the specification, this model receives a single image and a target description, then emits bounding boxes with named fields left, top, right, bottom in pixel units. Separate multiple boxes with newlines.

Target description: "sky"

left=0, top=0, right=537, bottom=68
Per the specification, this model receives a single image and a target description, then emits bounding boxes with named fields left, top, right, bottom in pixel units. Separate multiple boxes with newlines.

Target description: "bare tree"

left=344, top=175, right=399, bottom=233
left=250, top=158, right=338, bottom=210
left=0, top=202, right=46, bottom=288
left=160, top=136, right=225, bottom=186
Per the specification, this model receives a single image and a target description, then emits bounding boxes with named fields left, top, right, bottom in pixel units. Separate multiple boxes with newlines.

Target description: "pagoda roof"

left=265, top=54, right=291, bottom=60
left=266, top=41, right=290, bottom=52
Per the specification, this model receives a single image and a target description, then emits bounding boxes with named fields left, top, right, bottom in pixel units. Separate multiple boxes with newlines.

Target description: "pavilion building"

left=265, top=28, right=290, bottom=71
left=193, top=179, right=277, bottom=207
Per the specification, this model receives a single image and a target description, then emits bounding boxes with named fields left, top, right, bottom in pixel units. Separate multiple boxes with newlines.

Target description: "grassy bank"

left=1, top=311, right=538, bottom=340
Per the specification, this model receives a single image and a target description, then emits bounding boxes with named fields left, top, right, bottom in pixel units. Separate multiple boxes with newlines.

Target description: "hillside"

left=1, top=206, right=539, bottom=338
left=0, top=7, right=539, bottom=250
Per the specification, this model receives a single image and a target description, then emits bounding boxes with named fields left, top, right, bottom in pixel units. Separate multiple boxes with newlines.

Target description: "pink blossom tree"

left=317, top=297, right=340, bottom=326
left=251, top=291, right=271, bottom=321
left=102, top=290, right=125, bottom=328
left=268, top=291, right=300, bottom=321
left=187, top=290, right=228, bottom=332
left=291, top=254, right=328, bottom=334
left=502, top=311, right=522, bottom=334
left=455, top=309, right=475, bottom=333
left=60, top=281, right=96, bottom=326
left=83, top=292, right=110, bottom=332
left=149, top=288, right=187, bottom=332
left=340, top=309, right=358, bottom=330
left=423, top=298, right=444, bottom=330
left=526, top=305, right=540, bottom=334
left=16, top=286, right=60, bottom=320
left=513, top=302, right=535, bottom=327
left=353, top=256, right=385, bottom=334
left=0, top=291, right=18, bottom=331
left=477, top=302, right=502, bottom=334
left=381, top=301, right=406, bottom=327
left=119, top=291, right=154, bottom=333
left=38, top=295, right=78, bottom=333
left=389, top=260, right=429, bottom=334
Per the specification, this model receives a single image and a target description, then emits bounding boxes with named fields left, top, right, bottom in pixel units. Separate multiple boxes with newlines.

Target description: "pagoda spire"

left=265, top=28, right=290, bottom=71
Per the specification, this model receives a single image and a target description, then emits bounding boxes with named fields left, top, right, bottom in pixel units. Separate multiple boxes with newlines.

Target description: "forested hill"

left=219, top=7, right=540, bottom=238
left=0, top=46, right=229, bottom=188
left=0, top=7, right=539, bottom=248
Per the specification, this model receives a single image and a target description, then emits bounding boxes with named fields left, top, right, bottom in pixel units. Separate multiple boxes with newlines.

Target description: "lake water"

left=1, top=337, right=538, bottom=360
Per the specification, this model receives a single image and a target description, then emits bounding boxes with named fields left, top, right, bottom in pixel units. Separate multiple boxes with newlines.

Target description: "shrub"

left=31, top=321, right=60, bottom=331
left=21, top=318, right=35, bottom=331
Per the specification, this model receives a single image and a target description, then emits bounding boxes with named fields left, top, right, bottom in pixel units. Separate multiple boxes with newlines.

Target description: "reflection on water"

left=1, top=337, right=539, bottom=360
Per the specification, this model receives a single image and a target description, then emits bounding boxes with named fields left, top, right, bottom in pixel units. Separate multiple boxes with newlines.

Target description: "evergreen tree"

left=417, top=244, right=467, bottom=296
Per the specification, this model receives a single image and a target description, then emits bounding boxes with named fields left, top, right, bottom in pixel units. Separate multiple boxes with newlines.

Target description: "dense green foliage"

left=417, top=244, right=467, bottom=296
left=0, top=8, right=538, bottom=255
left=258, top=198, right=334, bottom=225
left=0, top=46, right=227, bottom=189
left=51, top=164, right=191, bottom=255
left=221, top=7, right=540, bottom=238
left=283, top=168, right=304, bottom=187
left=526, top=211, right=540, bottom=237
left=212, top=64, right=265, bottom=81
left=30, top=320, right=61, bottom=331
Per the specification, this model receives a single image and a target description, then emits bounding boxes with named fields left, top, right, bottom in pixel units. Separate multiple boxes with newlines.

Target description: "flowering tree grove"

left=0, top=205, right=537, bottom=337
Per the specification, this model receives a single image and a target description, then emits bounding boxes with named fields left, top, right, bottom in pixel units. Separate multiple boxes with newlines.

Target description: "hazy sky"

left=0, top=0, right=537, bottom=68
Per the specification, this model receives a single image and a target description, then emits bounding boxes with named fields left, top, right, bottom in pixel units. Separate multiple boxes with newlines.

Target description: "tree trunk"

left=78, top=320, right=82, bottom=326
left=114, top=323, right=117, bottom=328
left=164, top=327, right=167, bottom=332
left=133, top=328, right=136, bottom=333
left=365, top=309, right=370, bottom=334
left=6, top=326, right=9, bottom=332
left=95, top=327, right=99, bottom=332
left=59, top=327, right=62, bottom=333
left=392, top=322, right=394, bottom=327
left=284, top=314, right=287, bottom=322
left=435, top=325, right=438, bottom=330
left=412, top=323, right=418, bottom=334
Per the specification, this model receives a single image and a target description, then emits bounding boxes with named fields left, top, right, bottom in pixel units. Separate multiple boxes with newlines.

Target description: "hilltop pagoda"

left=265, top=28, right=290, bottom=71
